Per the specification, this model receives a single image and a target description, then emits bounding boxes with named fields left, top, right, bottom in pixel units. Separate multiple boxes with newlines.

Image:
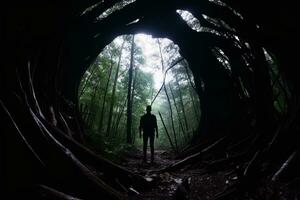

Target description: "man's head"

left=146, top=105, right=151, bottom=113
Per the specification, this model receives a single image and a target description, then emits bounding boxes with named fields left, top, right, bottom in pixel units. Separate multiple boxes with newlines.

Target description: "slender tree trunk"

left=184, top=63, right=200, bottom=122
left=131, top=68, right=138, bottom=106
left=78, top=65, right=98, bottom=99
left=130, top=67, right=138, bottom=144
left=113, top=98, right=127, bottom=137
left=126, top=35, right=135, bottom=144
left=169, top=83, right=188, bottom=142
left=111, top=100, right=121, bottom=135
left=175, top=73, right=189, bottom=131
left=111, top=93, right=127, bottom=136
left=157, top=39, right=165, bottom=71
left=98, top=54, right=114, bottom=133
left=183, top=60, right=196, bottom=89
left=86, top=83, right=99, bottom=126
left=190, top=87, right=200, bottom=120
left=157, top=38, right=178, bottom=151
left=158, top=111, right=176, bottom=152
left=164, top=86, right=179, bottom=152
left=106, top=39, right=126, bottom=136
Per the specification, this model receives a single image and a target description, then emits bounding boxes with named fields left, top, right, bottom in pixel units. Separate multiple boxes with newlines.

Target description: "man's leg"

left=150, top=133, right=154, bottom=162
left=143, top=135, right=148, bottom=162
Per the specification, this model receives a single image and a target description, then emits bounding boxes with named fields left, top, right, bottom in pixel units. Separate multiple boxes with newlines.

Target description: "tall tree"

left=78, top=63, right=98, bottom=99
left=175, top=72, right=189, bottom=131
left=157, top=39, right=178, bottom=152
left=130, top=66, right=138, bottom=143
left=106, top=38, right=126, bottom=136
left=98, top=51, right=114, bottom=133
left=184, top=63, right=201, bottom=123
left=126, top=35, right=135, bottom=144
left=169, top=83, right=188, bottom=142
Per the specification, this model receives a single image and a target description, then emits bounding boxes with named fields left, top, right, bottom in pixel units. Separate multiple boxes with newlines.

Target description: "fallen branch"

left=243, top=150, right=260, bottom=177
left=30, top=109, right=124, bottom=199
left=151, top=57, right=184, bottom=105
left=161, top=137, right=226, bottom=172
left=37, top=184, right=83, bottom=200
left=0, top=99, right=45, bottom=167
left=204, top=150, right=253, bottom=173
left=40, top=116, right=152, bottom=191
left=272, top=151, right=297, bottom=182
left=158, top=111, right=176, bottom=153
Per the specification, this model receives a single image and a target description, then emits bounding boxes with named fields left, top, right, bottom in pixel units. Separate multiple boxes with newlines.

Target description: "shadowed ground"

left=122, top=149, right=236, bottom=199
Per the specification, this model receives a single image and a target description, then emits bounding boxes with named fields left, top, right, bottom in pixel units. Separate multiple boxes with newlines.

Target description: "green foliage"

left=78, top=34, right=201, bottom=158
left=153, top=40, right=201, bottom=150
left=84, top=127, right=105, bottom=153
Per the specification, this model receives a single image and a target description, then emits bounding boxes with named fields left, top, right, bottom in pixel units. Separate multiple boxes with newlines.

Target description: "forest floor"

left=121, top=149, right=238, bottom=200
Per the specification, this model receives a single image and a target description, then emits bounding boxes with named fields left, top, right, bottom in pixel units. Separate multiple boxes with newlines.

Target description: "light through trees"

left=78, top=34, right=201, bottom=158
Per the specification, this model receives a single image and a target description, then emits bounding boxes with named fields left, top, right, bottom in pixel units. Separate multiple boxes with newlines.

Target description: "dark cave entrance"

left=78, top=33, right=201, bottom=160
left=2, top=0, right=298, bottom=199
left=72, top=5, right=286, bottom=163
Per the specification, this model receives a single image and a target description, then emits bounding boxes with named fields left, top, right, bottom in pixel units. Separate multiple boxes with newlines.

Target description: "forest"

left=1, top=0, right=299, bottom=199
left=78, top=34, right=200, bottom=158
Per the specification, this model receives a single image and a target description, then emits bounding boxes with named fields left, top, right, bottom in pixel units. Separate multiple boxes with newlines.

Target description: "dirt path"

left=121, top=149, right=237, bottom=200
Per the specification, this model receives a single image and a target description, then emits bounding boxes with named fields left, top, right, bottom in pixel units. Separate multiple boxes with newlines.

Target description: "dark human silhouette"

left=139, top=105, right=158, bottom=163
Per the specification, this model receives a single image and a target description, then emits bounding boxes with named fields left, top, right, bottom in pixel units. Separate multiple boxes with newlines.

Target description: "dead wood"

left=161, top=137, right=225, bottom=172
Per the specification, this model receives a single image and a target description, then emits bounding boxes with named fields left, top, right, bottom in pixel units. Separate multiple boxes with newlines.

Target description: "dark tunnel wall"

left=1, top=2, right=298, bottom=123
left=1, top=0, right=300, bottom=196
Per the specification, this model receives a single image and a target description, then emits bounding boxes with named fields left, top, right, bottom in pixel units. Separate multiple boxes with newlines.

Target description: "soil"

left=121, top=149, right=237, bottom=200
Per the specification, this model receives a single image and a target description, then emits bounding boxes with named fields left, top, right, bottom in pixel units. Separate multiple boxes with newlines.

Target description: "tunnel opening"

left=78, top=33, right=201, bottom=162
left=2, top=0, right=299, bottom=199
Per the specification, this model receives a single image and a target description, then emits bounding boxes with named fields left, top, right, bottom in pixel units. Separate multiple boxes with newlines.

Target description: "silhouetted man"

left=139, top=105, right=158, bottom=163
